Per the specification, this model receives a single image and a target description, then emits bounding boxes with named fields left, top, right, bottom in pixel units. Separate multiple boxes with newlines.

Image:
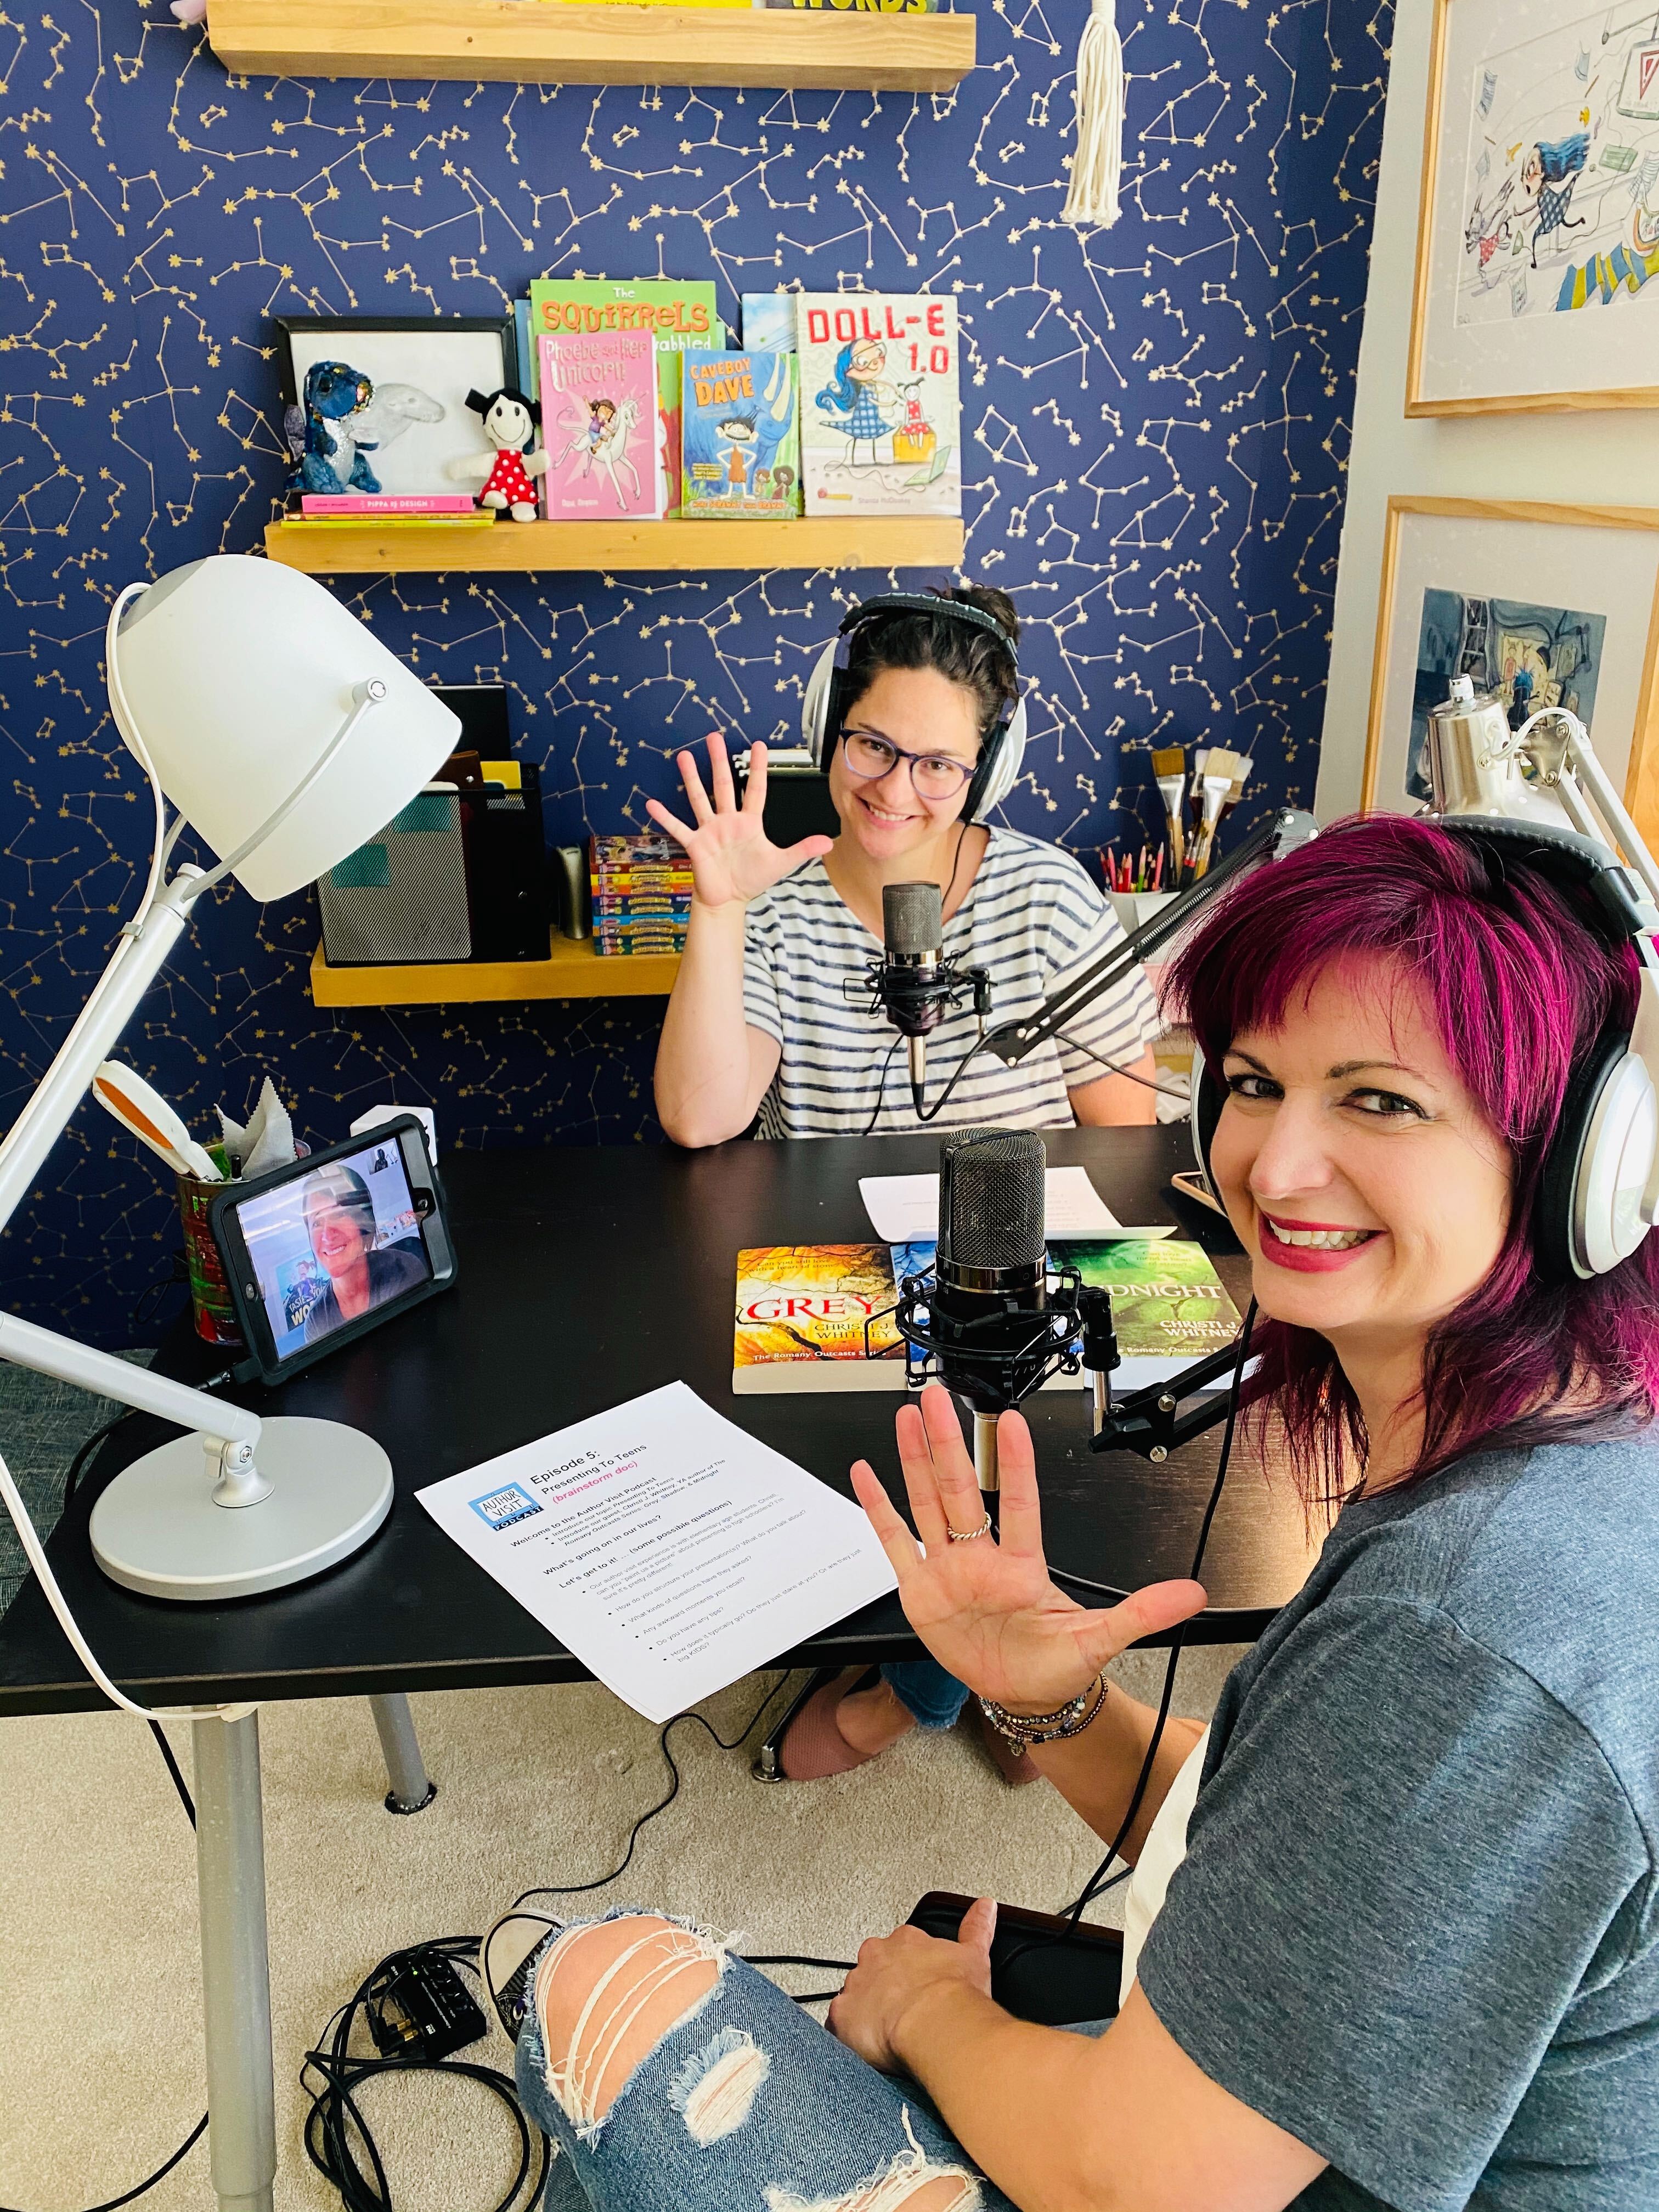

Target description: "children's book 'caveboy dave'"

left=537, top=329, right=662, bottom=520
left=796, top=292, right=961, bottom=517
left=680, top=349, right=801, bottom=517
left=529, top=278, right=723, bottom=517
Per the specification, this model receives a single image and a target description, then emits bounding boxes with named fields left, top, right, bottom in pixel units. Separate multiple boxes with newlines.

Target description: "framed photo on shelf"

left=275, top=315, right=519, bottom=499
left=1362, top=498, right=1659, bottom=842
left=1407, top=0, right=1659, bottom=414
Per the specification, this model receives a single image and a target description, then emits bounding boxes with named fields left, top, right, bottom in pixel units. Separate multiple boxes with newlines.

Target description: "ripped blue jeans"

left=516, top=1908, right=1022, bottom=2211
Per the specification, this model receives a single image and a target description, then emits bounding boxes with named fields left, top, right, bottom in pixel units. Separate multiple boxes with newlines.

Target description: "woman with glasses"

left=648, top=584, right=1161, bottom=1780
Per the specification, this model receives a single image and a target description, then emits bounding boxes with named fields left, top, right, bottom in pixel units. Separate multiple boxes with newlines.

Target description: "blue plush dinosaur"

left=300, top=360, right=380, bottom=494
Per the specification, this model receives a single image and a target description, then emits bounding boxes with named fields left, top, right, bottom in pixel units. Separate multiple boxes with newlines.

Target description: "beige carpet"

left=0, top=1649, right=1241, bottom=2211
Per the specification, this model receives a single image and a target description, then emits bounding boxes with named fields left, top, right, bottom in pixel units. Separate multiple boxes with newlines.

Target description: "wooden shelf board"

left=207, top=0, right=976, bottom=91
left=266, top=514, right=964, bottom=574
left=311, top=930, right=680, bottom=1006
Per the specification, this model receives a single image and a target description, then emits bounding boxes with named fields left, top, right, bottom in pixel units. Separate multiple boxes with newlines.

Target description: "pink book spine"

left=300, top=494, right=477, bottom=515
left=538, top=329, right=663, bottom=521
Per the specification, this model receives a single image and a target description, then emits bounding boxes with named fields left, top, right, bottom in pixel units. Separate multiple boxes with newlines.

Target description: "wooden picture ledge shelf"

left=266, top=514, right=964, bottom=573
left=208, top=0, right=976, bottom=92
left=311, top=930, right=680, bottom=1005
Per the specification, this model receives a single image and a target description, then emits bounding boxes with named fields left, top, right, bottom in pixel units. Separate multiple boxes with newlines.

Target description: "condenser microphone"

left=882, top=881, right=946, bottom=1109
left=929, top=1130, right=1061, bottom=1492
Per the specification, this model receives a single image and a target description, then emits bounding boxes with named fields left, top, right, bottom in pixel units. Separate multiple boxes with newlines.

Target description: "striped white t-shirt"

left=741, top=828, right=1160, bottom=1139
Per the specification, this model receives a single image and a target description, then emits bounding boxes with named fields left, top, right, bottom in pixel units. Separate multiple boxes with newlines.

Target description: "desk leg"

left=369, top=1691, right=437, bottom=1813
left=192, top=1711, right=277, bottom=2212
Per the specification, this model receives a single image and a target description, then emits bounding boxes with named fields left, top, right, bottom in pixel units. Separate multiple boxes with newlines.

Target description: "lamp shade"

left=112, top=557, right=462, bottom=901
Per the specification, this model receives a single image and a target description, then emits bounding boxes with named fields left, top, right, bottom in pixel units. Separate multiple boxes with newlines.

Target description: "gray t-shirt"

left=1137, top=1426, right=1658, bottom=2211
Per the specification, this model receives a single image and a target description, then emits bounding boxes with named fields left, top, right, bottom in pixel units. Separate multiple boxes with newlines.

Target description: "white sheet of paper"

left=859, top=1165, right=1175, bottom=1242
left=415, top=1381, right=898, bottom=1724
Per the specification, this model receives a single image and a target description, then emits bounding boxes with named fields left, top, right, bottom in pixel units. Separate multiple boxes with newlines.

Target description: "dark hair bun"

left=936, top=581, right=1019, bottom=644
left=842, top=580, right=1020, bottom=743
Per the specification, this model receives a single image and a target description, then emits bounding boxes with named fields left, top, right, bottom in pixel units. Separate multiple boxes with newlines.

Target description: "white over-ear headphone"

left=799, top=592, right=1028, bottom=822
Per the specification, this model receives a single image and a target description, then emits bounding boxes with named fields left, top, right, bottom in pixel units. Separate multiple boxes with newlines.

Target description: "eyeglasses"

left=842, top=731, right=977, bottom=800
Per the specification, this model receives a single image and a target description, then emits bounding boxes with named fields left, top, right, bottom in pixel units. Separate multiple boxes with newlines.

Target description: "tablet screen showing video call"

left=229, top=1135, right=435, bottom=1365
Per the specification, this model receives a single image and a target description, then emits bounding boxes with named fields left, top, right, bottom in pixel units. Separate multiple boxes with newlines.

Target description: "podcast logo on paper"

left=470, top=1483, right=543, bottom=1530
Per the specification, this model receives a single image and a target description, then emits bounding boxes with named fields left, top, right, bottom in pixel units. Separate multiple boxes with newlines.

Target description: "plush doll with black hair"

left=448, top=385, right=546, bottom=521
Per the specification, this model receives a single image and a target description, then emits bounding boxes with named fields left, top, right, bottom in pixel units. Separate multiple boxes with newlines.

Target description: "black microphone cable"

left=899, top=1019, right=1189, bottom=1131
left=989, top=1297, right=1258, bottom=1979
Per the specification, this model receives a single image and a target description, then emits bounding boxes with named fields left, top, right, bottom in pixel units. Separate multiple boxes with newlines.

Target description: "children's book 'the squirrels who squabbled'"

left=795, top=293, right=960, bottom=517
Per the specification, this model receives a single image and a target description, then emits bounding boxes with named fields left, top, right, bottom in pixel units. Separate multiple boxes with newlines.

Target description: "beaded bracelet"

left=978, top=1673, right=1108, bottom=1747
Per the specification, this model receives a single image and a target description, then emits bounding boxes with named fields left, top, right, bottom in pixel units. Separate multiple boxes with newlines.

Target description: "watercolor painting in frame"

left=1407, top=0, right=1659, bottom=413
left=1362, top=499, right=1659, bottom=848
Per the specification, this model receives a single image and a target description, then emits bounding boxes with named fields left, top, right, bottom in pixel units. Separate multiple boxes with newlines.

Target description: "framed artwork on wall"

left=1406, top=0, right=1659, bottom=414
left=275, top=315, right=519, bottom=499
left=1361, top=497, right=1659, bottom=843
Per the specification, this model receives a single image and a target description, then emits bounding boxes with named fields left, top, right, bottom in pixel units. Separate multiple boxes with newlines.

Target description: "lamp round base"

left=89, top=1417, right=393, bottom=1602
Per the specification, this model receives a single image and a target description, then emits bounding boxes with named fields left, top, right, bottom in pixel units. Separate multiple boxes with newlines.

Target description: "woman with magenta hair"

left=495, top=812, right=1659, bottom=2211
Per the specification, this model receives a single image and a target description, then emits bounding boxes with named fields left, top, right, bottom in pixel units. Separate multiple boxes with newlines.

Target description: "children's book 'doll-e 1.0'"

left=681, top=349, right=801, bottom=518
left=732, top=1240, right=1240, bottom=1396
left=529, top=278, right=723, bottom=517
left=537, top=329, right=662, bottom=521
left=796, top=293, right=961, bottom=517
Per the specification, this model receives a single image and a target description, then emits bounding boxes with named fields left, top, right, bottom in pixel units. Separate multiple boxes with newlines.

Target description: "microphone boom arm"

left=979, top=808, right=1316, bottom=1068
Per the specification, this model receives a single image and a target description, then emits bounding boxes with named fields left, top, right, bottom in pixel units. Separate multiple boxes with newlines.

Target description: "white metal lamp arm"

left=0, top=669, right=392, bottom=1497
left=0, top=867, right=266, bottom=1499
left=1511, top=706, right=1659, bottom=910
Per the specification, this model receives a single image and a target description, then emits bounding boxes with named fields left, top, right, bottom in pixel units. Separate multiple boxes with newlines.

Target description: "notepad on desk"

left=732, top=1240, right=1240, bottom=1397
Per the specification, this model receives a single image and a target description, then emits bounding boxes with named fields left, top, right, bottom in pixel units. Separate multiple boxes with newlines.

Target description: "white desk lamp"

left=0, top=556, right=460, bottom=1621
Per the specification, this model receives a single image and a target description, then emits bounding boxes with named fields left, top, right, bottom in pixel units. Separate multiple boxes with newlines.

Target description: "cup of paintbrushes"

left=1183, top=747, right=1245, bottom=883
left=1150, top=746, right=1186, bottom=879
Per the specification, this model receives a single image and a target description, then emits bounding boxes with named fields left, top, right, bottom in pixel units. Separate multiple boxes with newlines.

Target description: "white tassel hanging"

left=1061, top=0, right=1126, bottom=230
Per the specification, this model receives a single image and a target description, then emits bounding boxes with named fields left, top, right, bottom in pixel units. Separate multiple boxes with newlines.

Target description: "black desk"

left=0, top=1127, right=1321, bottom=2211
left=0, top=1125, right=1316, bottom=1714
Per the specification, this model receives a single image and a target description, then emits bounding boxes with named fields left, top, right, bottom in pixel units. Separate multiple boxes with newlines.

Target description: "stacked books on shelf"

left=589, top=833, right=693, bottom=958
left=285, top=494, right=498, bottom=530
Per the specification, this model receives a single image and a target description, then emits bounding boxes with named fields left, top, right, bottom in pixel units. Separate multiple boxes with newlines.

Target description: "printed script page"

left=859, top=1164, right=1176, bottom=1243
left=416, top=1380, right=898, bottom=1722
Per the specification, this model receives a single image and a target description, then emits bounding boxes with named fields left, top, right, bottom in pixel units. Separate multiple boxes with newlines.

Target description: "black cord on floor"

left=508, top=1670, right=798, bottom=1915
left=0, top=1726, right=207, bottom=2212
left=302, top=1938, right=548, bottom=2212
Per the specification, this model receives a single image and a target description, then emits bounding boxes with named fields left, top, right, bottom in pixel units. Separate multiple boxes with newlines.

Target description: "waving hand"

left=645, top=731, right=832, bottom=911
left=850, top=1384, right=1206, bottom=1715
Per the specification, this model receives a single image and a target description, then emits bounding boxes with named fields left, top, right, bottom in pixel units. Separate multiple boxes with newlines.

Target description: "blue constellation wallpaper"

left=0, top=0, right=1390, bottom=1341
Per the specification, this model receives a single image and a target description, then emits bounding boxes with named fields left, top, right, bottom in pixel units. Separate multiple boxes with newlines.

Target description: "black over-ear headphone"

left=799, top=592, right=1027, bottom=824
left=1188, top=815, right=1659, bottom=1283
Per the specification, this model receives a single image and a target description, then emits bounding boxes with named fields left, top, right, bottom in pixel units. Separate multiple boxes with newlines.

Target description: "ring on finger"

left=947, top=1512, right=994, bottom=1544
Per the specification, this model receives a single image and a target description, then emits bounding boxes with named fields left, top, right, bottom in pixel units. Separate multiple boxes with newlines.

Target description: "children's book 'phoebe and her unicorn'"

left=537, top=329, right=662, bottom=520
